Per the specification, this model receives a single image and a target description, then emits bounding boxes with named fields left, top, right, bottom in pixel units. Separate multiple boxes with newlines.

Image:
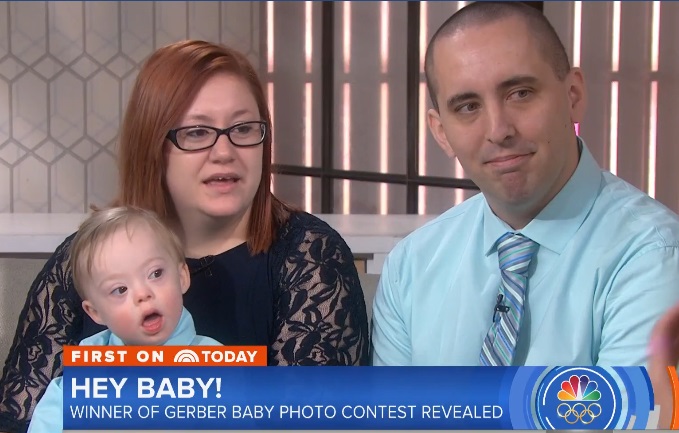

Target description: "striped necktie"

left=480, top=232, right=539, bottom=366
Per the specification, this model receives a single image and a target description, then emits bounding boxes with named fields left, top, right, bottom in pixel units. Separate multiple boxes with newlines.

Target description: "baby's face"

left=81, top=223, right=189, bottom=345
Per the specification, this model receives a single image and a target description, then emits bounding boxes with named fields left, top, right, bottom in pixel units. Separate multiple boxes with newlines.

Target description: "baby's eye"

left=150, top=269, right=164, bottom=279
left=111, top=286, right=127, bottom=296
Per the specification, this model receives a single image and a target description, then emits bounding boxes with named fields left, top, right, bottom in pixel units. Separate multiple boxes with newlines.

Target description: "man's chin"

left=489, top=181, right=534, bottom=206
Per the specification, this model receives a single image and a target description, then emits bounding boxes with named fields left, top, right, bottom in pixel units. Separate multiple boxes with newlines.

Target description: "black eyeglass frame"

left=166, top=121, right=268, bottom=151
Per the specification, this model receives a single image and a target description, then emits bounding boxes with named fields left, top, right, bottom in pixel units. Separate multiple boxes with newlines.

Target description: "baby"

left=28, top=206, right=220, bottom=432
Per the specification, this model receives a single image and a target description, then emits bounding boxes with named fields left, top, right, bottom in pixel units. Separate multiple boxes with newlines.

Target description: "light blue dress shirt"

left=28, top=307, right=220, bottom=433
left=372, top=141, right=679, bottom=366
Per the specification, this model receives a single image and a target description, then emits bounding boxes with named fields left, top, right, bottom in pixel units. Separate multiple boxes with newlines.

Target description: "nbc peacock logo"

left=555, top=375, right=601, bottom=425
left=535, top=367, right=621, bottom=430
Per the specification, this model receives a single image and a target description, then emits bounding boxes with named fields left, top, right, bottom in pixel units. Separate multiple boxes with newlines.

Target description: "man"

left=371, top=2, right=679, bottom=366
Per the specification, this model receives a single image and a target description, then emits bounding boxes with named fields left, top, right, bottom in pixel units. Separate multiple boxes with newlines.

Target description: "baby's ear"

left=179, top=262, right=190, bottom=294
left=82, top=300, right=104, bottom=325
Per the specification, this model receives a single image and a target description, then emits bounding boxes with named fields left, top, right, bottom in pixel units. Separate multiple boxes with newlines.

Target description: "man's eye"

left=510, top=89, right=532, bottom=100
left=457, top=102, right=480, bottom=113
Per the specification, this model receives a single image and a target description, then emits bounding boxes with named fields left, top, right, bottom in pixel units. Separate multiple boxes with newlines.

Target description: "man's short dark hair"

left=424, top=1, right=571, bottom=111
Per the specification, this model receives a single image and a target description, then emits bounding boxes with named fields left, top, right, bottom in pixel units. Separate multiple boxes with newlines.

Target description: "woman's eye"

left=234, top=125, right=253, bottom=133
left=186, top=128, right=210, bottom=138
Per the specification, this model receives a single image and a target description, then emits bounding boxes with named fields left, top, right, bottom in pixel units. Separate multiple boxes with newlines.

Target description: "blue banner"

left=63, top=366, right=656, bottom=430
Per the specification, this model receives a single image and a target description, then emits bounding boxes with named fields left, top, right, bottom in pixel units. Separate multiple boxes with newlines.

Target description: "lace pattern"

left=0, top=234, right=80, bottom=433
left=270, top=213, right=369, bottom=365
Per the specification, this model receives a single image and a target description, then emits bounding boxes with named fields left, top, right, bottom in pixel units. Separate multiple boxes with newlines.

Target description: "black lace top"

left=0, top=212, right=369, bottom=433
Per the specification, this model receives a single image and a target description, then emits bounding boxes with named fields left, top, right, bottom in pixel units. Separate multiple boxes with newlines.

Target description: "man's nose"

left=486, top=104, right=516, bottom=145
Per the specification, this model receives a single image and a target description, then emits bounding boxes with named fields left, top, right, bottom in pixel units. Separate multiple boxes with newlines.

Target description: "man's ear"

left=179, top=262, right=190, bottom=294
left=82, top=300, right=104, bottom=325
left=566, top=67, right=587, bottom=124
left=427, top=108, right=456, bottom=159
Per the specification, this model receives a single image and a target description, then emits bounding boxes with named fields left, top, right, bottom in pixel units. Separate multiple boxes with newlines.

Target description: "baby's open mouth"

left=142, top=311, right=163, bottom=333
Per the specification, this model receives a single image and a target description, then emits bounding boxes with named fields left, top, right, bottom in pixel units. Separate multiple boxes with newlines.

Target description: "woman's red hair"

left=115, top=40, right=290, bottom=254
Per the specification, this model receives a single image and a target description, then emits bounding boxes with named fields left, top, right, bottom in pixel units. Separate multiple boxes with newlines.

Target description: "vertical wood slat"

left=321, top=2, right=334, bottom=212
left=420, top=2, right=463, bottom=211
left=655, top=2, right=679, bottom=209
left=548, top=1, right=678, bottom=212
left=578, top=2, right=613, bottom=169
left=616, top=1, right=652, bottom=191
left=267, top=1, right=679, bottom=214
left=543, top=2, right=574, bottom=65
left=547, top=2, right=611, bottom=170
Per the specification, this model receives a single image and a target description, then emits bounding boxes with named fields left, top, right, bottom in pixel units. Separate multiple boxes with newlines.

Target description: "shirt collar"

left=107, top=307, right=197, bottom=346
left=483, top=138, right=602, bottom=255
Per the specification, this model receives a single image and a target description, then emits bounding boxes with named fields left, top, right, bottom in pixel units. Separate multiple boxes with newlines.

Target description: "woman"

left=0, top=40, right=369, bottom=432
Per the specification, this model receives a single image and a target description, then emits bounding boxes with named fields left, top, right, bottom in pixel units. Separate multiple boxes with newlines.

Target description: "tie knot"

left=497, top=232, right=538, bottom=274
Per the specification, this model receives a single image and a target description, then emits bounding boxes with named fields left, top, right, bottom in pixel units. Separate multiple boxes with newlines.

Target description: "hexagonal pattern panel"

left=120, top=3, right=154, bottom=64
left=0, top=1, right=261, bottom=213
left=51, top=153, right=84, bottom=212
left=13, top=155, right=48, bottom=212
left=34, top=140, right=64, bottom=164
left=155, top=3, right=189, bottom=48
left=121, top=72, right=139, bottom=113
left=0, top=163, right=10, bottom=213
left=85, top=2, right=120, bottom=65
left=107, top=55, right=136, bottom=79
left=222, top=2, right=259, bottom=68
left=9, top=3, right=47, bottom=66
left=50, top=71, right=85, bottom=148
left=0, top=79, right=9, bottom=145
left=48, top=1, right=84, bottom=65
left=12, top=72, right=48, bottom=150
left=33, top=56, right=62, bottom=80
left=0, top=57, right=24, bottom=81
left=86, top=70, right=119, bottom=144
left=0, top=141, right=26, bottom=166
left=71, top=55, right=100, bottom=80
left=87, top=152, right=117, bottom=209
left=188, top=2, right=220, bottom=42
left=0, top=3, right=8, bottom=59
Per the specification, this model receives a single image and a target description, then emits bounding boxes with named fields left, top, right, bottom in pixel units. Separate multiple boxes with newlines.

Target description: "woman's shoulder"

left=30, top=232, right=78, bottom=291
left=47, top=231, right=77, bottom=264
left=276, top=211, right=343, bottom=245
left=269, top=211, right=354, bottom=268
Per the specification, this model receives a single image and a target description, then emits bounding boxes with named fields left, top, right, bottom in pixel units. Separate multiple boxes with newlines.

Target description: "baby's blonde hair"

left=68, top=206, right=184, bottom=299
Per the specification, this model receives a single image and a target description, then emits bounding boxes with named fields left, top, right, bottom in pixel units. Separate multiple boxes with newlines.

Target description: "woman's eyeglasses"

left=166, top=121, right=267, bottom=151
